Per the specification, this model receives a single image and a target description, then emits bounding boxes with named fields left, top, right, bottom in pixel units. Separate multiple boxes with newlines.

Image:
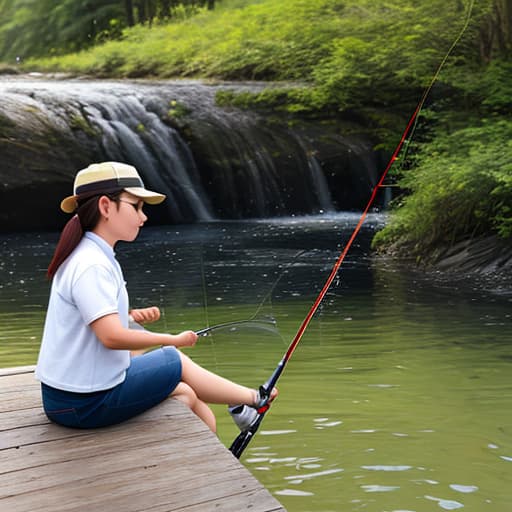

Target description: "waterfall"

left=0, top=78, right=382, bottom=230
left=83, top=95, right=214, bottom=221
left=294, top=135, right=334, bottom=213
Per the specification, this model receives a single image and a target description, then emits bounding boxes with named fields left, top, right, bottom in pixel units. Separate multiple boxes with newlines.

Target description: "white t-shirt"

left=35, top=232, right=131, bottom=392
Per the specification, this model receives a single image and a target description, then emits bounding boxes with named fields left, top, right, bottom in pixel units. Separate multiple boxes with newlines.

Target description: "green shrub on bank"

left=373, top=118, right=512, bottom=255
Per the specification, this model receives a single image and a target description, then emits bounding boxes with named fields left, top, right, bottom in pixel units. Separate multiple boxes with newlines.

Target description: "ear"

left=97, top=195, right=112, bottom=218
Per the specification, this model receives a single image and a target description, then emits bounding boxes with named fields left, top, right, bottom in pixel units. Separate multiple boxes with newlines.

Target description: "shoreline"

left=382, top=235, right=512, bottom=297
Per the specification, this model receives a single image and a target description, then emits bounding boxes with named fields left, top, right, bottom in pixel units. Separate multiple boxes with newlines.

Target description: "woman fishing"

left=35, top=161, right=276, bottom=434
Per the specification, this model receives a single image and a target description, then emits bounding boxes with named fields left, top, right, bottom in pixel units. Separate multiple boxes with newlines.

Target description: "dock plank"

left=0, top=367, right=286, bottom=512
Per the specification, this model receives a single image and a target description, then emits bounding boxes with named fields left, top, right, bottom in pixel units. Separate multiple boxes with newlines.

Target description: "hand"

left=129, top=307, right=160, bottom=324
left=176, top=330, right=198, bottom=348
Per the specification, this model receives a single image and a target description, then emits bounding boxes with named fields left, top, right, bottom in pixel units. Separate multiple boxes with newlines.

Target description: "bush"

left=373, top=117, right=512, bottom=254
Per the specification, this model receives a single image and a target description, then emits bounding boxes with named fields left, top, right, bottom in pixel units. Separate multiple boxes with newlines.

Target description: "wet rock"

left=433, top=236, right=512, bottom=275
left=0, top=91, right=95, bottom=231
left=0, top=76, right=383, bottom=232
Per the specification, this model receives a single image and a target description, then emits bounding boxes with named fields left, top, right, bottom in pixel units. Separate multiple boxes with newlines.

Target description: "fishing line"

left=133, top=246, right=306, bottom=357
left=136, top=249, right=307, bottom=342
left=230, top=0, right=476, bottom=459
left=199, top=246, right=211, bottom=332
left=197, top=249, right=309, bottom=342
left=160, top=286, right=169, bottom=333
left=199, top=244, right=220, bottom=369
left=250, top=248, right=309, bottom=320
left=391, top=0, right=476, bottom=171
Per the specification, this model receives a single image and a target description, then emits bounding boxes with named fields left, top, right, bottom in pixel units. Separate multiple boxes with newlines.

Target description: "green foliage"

left=373, top=118, right=512, bottom=254
left=167, top=100, right=190, bottom=119
left=17, top=0, right=477, bottom=86
left=0, top=0, right=212, bottom=60
left=0, top=0, right=127, bottom=59
left=309, top=0, right=466, bottom=110
left=437, top=58, right=512, bottom=117
left=475, top=60, right=512, bottom=111
left=30, top=0, right=478, bottom=135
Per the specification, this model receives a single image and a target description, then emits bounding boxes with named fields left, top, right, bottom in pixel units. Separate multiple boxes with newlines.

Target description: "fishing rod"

left=229, top=108, right=419, bottom=457
left=129, top=315, right=278, bottom=336
left=229, top=1, right=475, bottom=459
left=195, top=316, right=277, bottom=336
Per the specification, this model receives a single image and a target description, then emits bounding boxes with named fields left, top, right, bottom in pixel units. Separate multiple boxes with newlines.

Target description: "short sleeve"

left=72, top=264, right=120, bottom=325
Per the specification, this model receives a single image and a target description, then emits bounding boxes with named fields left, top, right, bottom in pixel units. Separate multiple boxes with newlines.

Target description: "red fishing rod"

left=229, top=3, right=474, bottom=459
left=229, top=106, right=418, bottom=458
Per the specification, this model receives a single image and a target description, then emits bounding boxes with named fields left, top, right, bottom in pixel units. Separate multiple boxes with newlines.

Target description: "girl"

left=36, top=161, right=276, bottom=433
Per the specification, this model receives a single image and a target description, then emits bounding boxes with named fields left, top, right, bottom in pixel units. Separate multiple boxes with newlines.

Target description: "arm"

left=90, top=312, right=197, bottom=351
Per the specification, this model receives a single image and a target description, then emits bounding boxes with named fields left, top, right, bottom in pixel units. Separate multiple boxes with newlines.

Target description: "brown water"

left=1, top=215, right=511, bottom=511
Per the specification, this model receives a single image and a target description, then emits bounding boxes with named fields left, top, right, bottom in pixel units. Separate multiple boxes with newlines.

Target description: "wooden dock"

left=0, top=366, right=286, bottom=512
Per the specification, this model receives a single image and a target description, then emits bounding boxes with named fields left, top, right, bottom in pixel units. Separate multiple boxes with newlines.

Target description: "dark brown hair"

left=47, top=191, right=122, bottom=279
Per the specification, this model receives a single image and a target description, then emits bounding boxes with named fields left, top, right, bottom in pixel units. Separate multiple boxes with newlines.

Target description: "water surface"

left=1, top=214, right=511, bottom=512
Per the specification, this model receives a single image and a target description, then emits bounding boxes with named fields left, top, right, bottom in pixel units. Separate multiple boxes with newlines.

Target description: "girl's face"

left=116, top=192, right=148, bottom=241
left=96, top=192, right=148, bottom=246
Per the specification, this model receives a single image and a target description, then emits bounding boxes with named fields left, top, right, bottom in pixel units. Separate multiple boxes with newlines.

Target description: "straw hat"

left=60, top=162, right=166, bottom=213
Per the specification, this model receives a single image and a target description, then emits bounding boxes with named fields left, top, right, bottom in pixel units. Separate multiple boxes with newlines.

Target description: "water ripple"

left=284, top=468, right=343, bottom=483
left=314, top=417, right=342, bottom=429
left=274, top=489, right=314, bottom=497
left=425, top=495, right=464, bottom=510
left=449, top=484, right=478, bottom=493
left=260, top=429, right=297, bottom=436
left=361, top=485, right=400, bottom=492
left=361, top=465, right=412, bottom=471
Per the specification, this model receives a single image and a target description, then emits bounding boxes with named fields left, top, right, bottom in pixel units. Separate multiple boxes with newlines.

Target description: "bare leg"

left=179, top=352, right=257, bottom=406
left=171, top=382, right=217, bottom=432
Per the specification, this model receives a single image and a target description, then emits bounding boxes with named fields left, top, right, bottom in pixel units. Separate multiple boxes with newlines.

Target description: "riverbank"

left=378, top=235, right=512, bottom=297
left=432, top=236, right=512, bottom=296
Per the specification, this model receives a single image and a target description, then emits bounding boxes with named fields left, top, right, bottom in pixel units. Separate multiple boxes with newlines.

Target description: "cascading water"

left=83, top=94, right=213, bottom=221
left=0, top=77, right=382, bottom=231
left=293, top=135, right=334, bottom=213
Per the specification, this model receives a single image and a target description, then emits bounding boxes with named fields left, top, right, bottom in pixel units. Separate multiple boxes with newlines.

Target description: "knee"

left=171, top=382, right=197, bottom=409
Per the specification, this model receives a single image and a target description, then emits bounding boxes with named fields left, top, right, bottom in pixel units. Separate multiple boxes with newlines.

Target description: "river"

left=1, top=214, right=511, bottom=512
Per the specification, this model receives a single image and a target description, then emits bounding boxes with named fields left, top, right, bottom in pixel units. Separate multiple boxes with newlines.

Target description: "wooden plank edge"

left=0, top=366, right=37, bottom=377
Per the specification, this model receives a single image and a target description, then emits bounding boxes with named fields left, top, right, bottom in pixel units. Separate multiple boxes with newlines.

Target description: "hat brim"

left=60, top=188, right=166, bottom=214
left=124, top=187, right=166, bottom=205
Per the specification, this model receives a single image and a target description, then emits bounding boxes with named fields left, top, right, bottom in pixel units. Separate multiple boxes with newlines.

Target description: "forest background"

left=0, top=0, right=510, bottom=261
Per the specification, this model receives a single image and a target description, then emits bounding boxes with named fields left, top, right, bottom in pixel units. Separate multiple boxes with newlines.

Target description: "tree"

left=125, top=0, right=135, bottom=26
left=480, top=0, right=512, bottom=61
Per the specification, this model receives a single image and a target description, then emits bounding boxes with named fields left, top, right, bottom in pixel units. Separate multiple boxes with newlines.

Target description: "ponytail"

left=46, top=191, right=122, bottom=280
left=47, top=215, right=83, bottom=279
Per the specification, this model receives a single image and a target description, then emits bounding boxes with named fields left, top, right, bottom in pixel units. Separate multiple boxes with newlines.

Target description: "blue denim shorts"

left=41, top=347, right=182, bottom=428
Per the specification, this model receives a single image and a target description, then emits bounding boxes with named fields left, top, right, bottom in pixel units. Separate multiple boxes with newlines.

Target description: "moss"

left=0, top=113, right=16, bottom=138
left=69, top=113, right=98, bottom=137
